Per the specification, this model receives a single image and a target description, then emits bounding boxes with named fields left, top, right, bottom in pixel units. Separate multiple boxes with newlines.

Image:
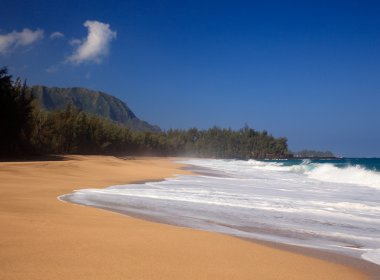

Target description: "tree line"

left=0, top=67, right=289, bottom=159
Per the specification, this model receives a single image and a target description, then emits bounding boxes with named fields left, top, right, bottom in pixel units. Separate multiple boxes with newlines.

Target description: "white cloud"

left=67, top=20, right=116, bottom=64
left=50, top=31, right=64, bottom=40
left=0, top=28, right=44, bottom=55
left=69, top=39, right=81, bottom=46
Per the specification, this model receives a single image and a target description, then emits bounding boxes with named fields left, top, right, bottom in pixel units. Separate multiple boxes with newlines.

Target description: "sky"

left=1, top=0, right=380, bottom=157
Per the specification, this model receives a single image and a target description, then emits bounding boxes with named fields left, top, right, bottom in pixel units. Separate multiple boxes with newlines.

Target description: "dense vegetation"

left=0, top=67, right=289, bottom=159
left=31, top=85, right=160, bottom=132
left=0, top=68, right=34, bottom=155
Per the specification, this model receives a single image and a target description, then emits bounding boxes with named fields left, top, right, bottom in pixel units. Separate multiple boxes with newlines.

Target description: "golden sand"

left=0, top=155, right=370, bottom=279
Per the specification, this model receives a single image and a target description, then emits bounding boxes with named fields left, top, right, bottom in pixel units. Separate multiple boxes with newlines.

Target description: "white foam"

left=182, top=158, right=380, bottom=189
left=362, top=249, right=380, bottom=265
left=306, top=164, right=380, bottom=189
left=62, top=158, right=380, bottom=265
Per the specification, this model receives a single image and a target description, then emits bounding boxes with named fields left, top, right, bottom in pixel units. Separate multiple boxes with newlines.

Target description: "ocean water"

left=60, top=158, right=380, bottom=266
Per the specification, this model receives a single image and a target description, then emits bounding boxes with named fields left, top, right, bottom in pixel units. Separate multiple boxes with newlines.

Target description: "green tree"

left=0, top=67, right=34, bottom=155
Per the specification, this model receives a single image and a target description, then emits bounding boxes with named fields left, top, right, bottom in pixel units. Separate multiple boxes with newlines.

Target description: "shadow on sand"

left=0, top=154, right=68, bottom=162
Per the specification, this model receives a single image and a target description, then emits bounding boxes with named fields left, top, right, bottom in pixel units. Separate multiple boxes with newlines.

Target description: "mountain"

left=30, top=86, right=160, bottom=132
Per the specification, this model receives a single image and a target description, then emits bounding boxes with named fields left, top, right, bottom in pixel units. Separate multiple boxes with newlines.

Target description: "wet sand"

left=0, top=155, right=373, bottom=279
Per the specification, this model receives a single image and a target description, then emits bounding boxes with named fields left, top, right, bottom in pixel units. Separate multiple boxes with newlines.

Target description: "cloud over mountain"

left=0, top=28, right=44, bottom=55
left=67, top=20, right=116, bottom=64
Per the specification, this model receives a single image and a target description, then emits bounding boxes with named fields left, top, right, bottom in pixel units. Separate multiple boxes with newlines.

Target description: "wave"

left=188, top=158, right=380, bottom=189
left=278, top=162, right=380, bottom=189
left=63, top=158, right=380, bottom=266
left=304, top=164, right=380, bottom=189
left=243, top=159, right=380, bottom=189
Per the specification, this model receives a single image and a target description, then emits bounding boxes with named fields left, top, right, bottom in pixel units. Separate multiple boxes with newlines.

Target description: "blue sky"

left=1, top=0, right=380, bottom=157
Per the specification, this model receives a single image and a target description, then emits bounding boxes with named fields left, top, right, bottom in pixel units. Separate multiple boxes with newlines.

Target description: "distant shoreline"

left=287, top=156, right=340, bottom=160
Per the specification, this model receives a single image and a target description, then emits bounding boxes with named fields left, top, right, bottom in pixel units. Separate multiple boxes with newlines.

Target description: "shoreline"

left=0, top=155, right=375, bottom=279
left=245, top=238, right=380, bottom=280
left=184, top=163, right=380, bottom=278
left=62, top=180, right=380, bottom=280
left=62, top=161, right=380, bottom=279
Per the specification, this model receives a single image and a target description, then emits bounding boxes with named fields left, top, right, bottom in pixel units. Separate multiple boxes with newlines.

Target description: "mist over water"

left=61, top=158, right=380, bottom=266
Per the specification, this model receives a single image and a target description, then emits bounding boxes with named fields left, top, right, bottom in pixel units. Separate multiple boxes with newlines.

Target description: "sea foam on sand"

left=60, top=158, right=380, bottom=266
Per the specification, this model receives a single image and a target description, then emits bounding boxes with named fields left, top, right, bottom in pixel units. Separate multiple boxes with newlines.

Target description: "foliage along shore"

left=0, top=67, right=289, bottom=159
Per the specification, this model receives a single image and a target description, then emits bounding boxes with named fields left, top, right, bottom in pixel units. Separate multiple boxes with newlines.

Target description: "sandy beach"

left=0, top=155, right=373, bottom=279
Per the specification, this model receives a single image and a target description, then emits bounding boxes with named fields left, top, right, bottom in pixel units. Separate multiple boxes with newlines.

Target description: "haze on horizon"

left=1, top=0, right=379, bottom=157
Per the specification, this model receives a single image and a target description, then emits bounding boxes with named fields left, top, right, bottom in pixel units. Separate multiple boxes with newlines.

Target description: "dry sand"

left=0, top=155, right=372, bottom=279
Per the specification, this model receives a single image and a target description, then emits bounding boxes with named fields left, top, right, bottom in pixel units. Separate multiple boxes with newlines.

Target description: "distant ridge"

left=30, top=85, right=160, bottom=132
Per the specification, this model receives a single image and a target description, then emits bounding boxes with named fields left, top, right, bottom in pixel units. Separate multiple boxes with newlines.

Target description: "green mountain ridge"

left=30, top=85, right=160, bottom=132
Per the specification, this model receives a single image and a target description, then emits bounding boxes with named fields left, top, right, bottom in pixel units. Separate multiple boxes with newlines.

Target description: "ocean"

left=60, top=158, right=380, bottom=266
